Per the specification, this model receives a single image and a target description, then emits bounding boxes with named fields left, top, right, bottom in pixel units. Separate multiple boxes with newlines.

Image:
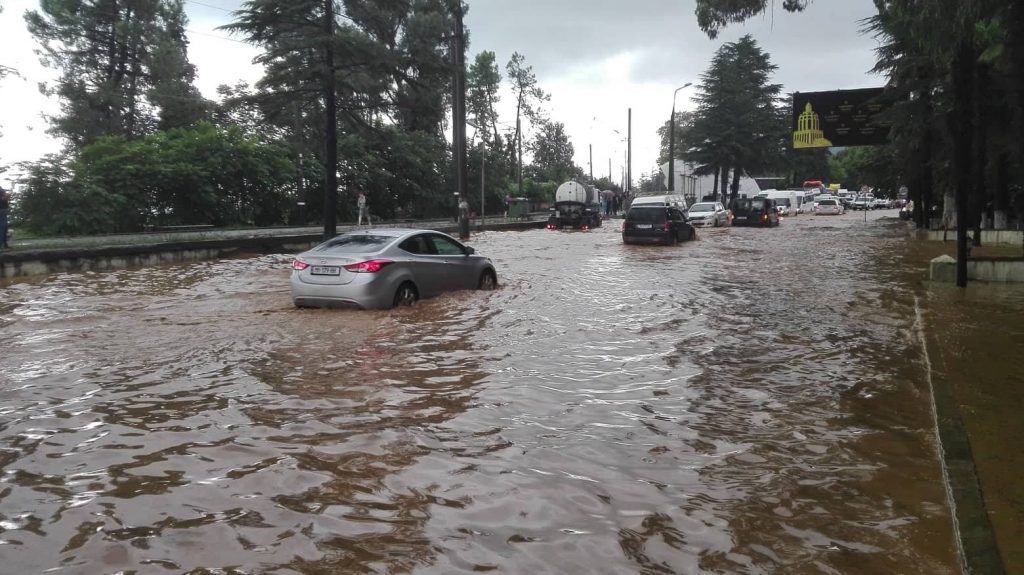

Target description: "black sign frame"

left=792, top=88, right=891, bottom=149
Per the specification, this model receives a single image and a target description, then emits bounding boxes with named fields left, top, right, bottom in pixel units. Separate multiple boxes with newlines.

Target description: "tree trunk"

left=941, top=188, right=957, bottom=230
left=916, top=86, right=933, bottom=229
left=711, top=165, right=719, bottom=202
left=321, top=0, right=338, bottom=240
left=971, top=63, right=989, bottom=246
left=951, top=41, right=976, bottom=287
left=993, top=154, right=1009, bottom=229
left=729, top=166, right=741, bottom=206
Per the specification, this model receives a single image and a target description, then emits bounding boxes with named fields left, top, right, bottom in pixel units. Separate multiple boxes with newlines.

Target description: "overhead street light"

left=668, top=82, right=692, bottom=193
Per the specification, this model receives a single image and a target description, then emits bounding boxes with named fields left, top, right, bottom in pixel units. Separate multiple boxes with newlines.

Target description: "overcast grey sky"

left=1, top=0, right=883, bottom=186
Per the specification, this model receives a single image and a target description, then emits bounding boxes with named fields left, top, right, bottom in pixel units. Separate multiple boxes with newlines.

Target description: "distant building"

left=659, top=161, right=762, bottom=202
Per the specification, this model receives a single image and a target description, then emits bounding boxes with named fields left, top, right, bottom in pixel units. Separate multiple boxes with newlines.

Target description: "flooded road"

left=1, top=212, right=964, bottom=573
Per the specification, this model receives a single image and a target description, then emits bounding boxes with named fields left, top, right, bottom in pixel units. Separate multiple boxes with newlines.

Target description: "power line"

left=185, top=27, right=250, bottom=45
left=183, top=0, right=235, bottom=13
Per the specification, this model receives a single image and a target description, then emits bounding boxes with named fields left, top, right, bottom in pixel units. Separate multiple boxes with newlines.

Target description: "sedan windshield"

left=313, top=234, right=393, bottom=254
left=689, top=203, right=715, bottom=212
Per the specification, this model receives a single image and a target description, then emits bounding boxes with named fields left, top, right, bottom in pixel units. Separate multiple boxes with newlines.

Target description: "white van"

left=765, top=190, right=798, bottom=217
left=629, top=193, right=688, bottom=211
left=794, top=190, right=811, bottom=214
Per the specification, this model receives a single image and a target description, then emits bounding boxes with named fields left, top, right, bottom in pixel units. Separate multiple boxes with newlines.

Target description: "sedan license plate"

left=311, top=265, right=341, bottom=276
left=636, top=224, right=653, bottom=229
left=735, top=216, right=747, bottom=221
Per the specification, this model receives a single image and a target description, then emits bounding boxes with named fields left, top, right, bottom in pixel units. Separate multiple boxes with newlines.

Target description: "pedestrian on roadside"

left=0, top=186, right=10, bottom=249
left=357, top=192, right=371, bottom=227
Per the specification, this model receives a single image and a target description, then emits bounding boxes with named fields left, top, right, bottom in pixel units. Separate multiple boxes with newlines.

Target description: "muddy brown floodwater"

left=0, top=212, right=972, bottom=573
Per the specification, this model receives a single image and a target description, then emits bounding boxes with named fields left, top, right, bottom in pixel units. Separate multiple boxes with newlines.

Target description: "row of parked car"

left=621, top=194, right=787, bottom=245
left=620, top=189, right=897, bottom=246
left=847, top=195, right=903, bottom=210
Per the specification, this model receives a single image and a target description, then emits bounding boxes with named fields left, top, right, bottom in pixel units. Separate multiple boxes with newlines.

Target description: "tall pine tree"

left=25, top=0, right=208, bottom=149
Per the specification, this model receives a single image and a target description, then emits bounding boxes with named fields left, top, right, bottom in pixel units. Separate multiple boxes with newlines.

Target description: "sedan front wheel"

left=478, top=270, right=497, bottom=290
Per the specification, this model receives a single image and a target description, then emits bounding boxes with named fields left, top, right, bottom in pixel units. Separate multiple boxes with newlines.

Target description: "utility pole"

left=627, top=108, right=632, bottom=194
left=517, top=117, right=523, bottom=196
left=321, top=0, right=338, bottom=240
left=589, top=143, right=593, bottom=182
left=452, top=2, right=469, bottom=239
left=293, top=101, right=306, bottom=225
left=668, top=82, right=692, bottom=193
left=480, top=146, right=486, bottom=230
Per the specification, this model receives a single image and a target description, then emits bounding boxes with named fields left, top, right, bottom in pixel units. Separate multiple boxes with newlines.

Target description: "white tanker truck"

left=546, top=181, right=603, bottom=230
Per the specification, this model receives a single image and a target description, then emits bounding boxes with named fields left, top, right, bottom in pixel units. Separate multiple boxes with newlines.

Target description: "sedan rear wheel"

left=393, top=282, right=418, bottom=308
left=478, top=270, right=497, bottom=290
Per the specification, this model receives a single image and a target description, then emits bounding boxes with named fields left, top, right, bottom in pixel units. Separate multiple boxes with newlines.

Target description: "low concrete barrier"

left=930, top=255, right=1024, bottom=283
left=0, top=220, right=546, bottom=280
left=917, top=228, right=1024, bottom=247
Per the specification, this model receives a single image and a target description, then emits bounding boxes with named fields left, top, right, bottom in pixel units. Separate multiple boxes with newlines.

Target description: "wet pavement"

left=0, top=210, right=1017, bottom=573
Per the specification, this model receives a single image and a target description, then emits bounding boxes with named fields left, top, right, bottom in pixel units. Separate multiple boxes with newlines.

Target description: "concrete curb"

left=916, top=297, right=1006, bottom=574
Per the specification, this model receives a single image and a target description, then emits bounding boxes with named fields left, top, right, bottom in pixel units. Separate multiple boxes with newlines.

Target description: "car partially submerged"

left=814, top=198, right=843, bottom=215
left=686, top=201, right=730, bottom=227
left=621, top=205, right=696, bottom=245
left=290, top=229, right=497, bottom=309
left=729, top=197, right=779, bottom=227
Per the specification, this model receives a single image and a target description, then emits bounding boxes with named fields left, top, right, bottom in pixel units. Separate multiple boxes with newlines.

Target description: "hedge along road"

left=0, top=209, right=1016, bottom=573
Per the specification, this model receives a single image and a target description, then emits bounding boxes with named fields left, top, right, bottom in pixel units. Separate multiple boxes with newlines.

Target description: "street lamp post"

left=480, top=148, right=485, bottom=229
left=467, top=119, right=485, bottom=230
left=667, top=82, right=692, bottom=193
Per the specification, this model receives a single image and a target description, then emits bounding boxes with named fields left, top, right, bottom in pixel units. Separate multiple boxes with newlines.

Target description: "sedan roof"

left=335, top=228, right=447, bottom=239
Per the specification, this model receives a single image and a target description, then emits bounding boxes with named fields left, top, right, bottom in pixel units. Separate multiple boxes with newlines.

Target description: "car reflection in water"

left=290, top=229, right=498, bottom=309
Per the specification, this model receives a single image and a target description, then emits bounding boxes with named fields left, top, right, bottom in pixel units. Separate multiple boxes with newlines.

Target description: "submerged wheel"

left=393, top=282, right=418, bottom=308
left=478, top=270, right=497, bottom=290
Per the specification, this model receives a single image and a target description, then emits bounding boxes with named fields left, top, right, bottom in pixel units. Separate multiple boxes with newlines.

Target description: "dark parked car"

left=729, top=197, right=779, bottom=227
left=622, top=206, right=696, bottom=245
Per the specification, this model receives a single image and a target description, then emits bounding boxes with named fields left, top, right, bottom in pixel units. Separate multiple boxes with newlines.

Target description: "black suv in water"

left=729, top=197, right=779, bottom=227
left=622, top=206, right=696, bottom=245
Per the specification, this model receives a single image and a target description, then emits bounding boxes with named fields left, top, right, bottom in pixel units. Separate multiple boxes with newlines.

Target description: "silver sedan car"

left=290, top=229, right=498, bottom=309
left=686, top=201, right=731, bottom=227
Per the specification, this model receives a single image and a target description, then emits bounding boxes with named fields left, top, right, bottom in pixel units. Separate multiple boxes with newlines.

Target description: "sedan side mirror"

left=465, top=246, right=476, bottom=255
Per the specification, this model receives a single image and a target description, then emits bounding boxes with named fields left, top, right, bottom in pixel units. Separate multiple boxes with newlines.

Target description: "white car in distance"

left=814, top=198, right=843, bottom=215
left=686, top=202, right=731, bottom=227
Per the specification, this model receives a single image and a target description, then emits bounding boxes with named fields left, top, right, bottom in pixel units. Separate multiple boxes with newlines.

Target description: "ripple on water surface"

left=0, top=217, right=959, bottom=573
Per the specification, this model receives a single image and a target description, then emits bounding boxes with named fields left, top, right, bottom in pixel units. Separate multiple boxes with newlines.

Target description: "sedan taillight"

left=343, top=259, right=394, bottom=273
left=292, top=259, right=309, bottom=270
